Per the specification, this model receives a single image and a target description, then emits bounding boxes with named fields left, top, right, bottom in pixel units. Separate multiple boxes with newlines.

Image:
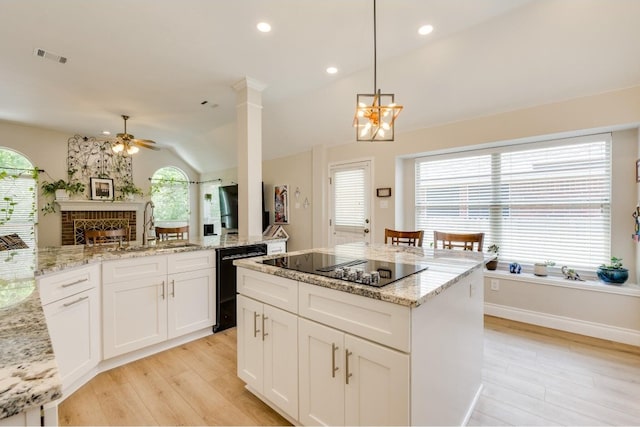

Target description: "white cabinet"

left=298, top=318, right=409, bottom=426
left=102, top=251, right=215, bottom=359
left=237, top=295, right=299, bottom=420
left=38, top=264, right=101, bottom=394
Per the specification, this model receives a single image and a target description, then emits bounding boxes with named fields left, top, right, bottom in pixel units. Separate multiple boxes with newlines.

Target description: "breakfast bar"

left=234, top=243, right=486, bottom=426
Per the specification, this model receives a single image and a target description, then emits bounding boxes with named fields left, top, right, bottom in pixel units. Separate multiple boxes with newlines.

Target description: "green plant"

left=488, top=244, right=499, bottom=255
left=40, top=178, right=86, bottom=214
left=600, top=256, right=624, bottom=270
left=544, top=260, right=555, bottom=267
left=119, top=180, right=143, bottom=196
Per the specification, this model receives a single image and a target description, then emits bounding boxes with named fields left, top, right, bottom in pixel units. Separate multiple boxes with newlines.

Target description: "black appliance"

left=214, top=244, right=268, bottom=332
left=263, top=252, right=428, bottom=287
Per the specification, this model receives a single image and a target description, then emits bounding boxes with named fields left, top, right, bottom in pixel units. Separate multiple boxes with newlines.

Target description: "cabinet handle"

left=262, top=315, right=268, bottom=341
left=160, top=281, right=165, bottom=299
left=62, top=295, right=89, bottom=307
left=331, top=343, right=339, bottom=378
left=345, top=349, right=353, bottom=385
left=61, top=278, right=88, bottom=288
left=171, top=279, right=176, bottom=298
left=253, top=312, right=260, bottom=337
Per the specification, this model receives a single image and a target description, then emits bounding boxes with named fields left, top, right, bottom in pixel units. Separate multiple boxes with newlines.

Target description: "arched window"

left=0, top=147, right=37, bottom=278
left=151, top=166, right=190, bottom=229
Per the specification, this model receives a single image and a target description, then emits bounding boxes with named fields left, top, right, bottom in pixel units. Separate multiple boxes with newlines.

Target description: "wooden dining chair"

left=85, top=228, right=130, bottom=246
left=155, top=225, right=189, bottom=241
left=433, top=231, right=484, bottom=252
left=384, top=228, right=424, bottom=247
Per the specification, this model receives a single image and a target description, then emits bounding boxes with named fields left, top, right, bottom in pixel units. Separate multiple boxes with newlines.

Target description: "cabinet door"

left=167, top=268, right=215, bottom=339
left=103, top=277, right=167, bottom=359
left=344, top=334, right=409, bottom=426
left=237, top=295, right=264, bottom=391
left=42, top=287, right=100, bottom=391
left=299, top=318, right=345, bottom=426
left=263, top=304, right=298, bottom=420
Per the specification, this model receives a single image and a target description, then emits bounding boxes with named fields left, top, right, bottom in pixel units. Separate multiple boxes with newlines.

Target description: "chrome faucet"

left=143, top=201, right=155, bottom=245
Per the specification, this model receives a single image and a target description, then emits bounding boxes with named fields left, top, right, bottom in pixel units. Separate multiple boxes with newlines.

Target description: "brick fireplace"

left=56, top=200, right=145, bottom=245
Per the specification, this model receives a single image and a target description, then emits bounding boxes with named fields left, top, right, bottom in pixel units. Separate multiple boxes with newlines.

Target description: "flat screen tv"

left=219, top=184, right=238, bottom=231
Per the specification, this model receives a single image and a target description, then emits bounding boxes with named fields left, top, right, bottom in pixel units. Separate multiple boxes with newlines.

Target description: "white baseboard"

left=484, top=303, right=640, bottom=347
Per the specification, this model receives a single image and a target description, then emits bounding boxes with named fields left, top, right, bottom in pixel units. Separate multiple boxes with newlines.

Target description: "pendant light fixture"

left=353, top=0, right=403, bottom=141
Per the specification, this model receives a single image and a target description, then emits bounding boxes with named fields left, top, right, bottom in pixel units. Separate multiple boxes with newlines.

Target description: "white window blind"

left=415, top=134, right=611, bottom=268
left=333, top=167, right=365, bottom=230
left=0, top=152, right=37, bottom=279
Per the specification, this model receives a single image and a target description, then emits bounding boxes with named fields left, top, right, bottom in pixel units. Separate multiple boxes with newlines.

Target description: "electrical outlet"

left=490, top=279, right=499, bottom=291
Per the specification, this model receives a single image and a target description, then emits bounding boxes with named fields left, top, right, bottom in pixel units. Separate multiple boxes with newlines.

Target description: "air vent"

left=33, top=48, right=68, bottom=64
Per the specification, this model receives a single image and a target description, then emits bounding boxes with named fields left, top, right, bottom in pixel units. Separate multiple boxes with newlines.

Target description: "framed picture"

left=636, top=159, right=640, bottom=183
left=376, top=187, right=392, bottom=197
left=274, top=184, right=289, bottom=224
left=90, top=177, right=114, bottom=201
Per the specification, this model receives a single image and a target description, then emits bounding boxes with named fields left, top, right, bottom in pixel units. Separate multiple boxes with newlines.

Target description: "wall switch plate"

left=490, top=279, right=499, bottom=291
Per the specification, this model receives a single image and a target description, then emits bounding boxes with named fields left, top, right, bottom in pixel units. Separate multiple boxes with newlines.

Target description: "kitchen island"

left=234, top=243, right=486, bottom=426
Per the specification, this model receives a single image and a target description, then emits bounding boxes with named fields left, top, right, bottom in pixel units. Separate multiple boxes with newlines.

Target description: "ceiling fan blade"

left=133, top=138, right=156, bottom=144
left=134, top=141, right=160, bottom=151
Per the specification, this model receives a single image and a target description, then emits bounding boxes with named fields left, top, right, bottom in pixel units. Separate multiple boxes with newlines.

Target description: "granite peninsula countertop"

left=1, top=234, right=285, bottom=420
left=35, top=234, right=286, bottom=276
left=234, top=242, right=488, bottom=308
left=0, top=278, right=61, bottom=420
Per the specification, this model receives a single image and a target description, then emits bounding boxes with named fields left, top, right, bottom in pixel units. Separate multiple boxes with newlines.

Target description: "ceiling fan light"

left=127, top=145, right=139, bottom=155
left=112, top=142, right=124, bottom=153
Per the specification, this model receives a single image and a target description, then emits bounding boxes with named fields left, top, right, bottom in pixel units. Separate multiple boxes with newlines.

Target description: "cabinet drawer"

left=237, top=267, right=298, bottom=313
left=38, top=263, right=100, bottom=305
left=298, top=282, right=411, bottom=352
left=103, top=255, right=167, bottom=284
left=168, top=250, right=215, bottom=274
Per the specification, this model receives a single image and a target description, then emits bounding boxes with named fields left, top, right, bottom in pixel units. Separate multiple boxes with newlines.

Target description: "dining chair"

left=433, top=231, right=484, bottom=251
left=155, top=225, right=189, bottom=241
left=384, top=228, right=424, bottom=247
left=85, top=228, right=130, bottom=246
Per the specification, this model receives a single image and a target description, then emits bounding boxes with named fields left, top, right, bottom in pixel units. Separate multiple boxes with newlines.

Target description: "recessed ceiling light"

left=102, top=131, right=111, bottom=135
left=418, top=24, right=434, bottom=35
left=257, top=22, right=271, bottom=33
left=326, top=66, right=338, bottom=75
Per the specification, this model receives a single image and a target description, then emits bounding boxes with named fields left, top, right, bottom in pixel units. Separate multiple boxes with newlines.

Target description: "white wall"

left=0, top=120, right=199, bottom=247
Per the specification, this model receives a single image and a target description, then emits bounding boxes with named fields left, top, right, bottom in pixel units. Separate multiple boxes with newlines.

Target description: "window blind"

left=415, top=134, right=611, bottom=268
left=333, top=167, right=365, bottom=230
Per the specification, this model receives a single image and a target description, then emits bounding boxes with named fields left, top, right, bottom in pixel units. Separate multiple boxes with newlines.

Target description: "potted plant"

left=486, top=244, right=499, bottom=270
left=534, top=260, right=555, bottom=277
left=597, top=257, right=628, bottom=285
left=118, top=180, right=143, bottom=201
left=41, top=179, right=86, bottom=214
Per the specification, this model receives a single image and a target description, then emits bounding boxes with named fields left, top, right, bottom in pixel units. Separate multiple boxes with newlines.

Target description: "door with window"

left=329, top=161, right=372, bottom=246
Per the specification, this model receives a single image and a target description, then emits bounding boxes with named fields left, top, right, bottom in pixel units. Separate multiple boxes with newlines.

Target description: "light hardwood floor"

left=59, top=316, right=640, bottom=426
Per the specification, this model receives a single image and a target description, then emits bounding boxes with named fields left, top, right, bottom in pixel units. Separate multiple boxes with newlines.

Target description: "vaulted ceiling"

left=1, top=0, right=639, bottom=173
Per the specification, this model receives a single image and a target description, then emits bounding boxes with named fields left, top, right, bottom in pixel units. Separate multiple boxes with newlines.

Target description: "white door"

left=102, top=277, right=168, bottom=359
left=344, top=334, right=410, bottom=426
left=299, top=318, right=345, bottom=426
left=263, top=304, right=299, bottom=420
left=329, top=160, right=372, bottom=246
left=43, top=287, right=100, bottom=391
left=167, top=268, right=215, bottom=339
left=236, top=295, right=264, bottom=391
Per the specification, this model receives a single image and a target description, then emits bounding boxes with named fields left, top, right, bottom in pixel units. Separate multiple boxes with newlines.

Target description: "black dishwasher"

left=214, top=244, right=267, bottom=332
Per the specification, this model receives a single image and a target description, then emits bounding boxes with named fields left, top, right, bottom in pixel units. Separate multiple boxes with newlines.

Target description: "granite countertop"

left=234, top=242, right=488, bottom=308
left=0, top=278, right=62, bottom=420
left=35, top=234, right=286, bottom=276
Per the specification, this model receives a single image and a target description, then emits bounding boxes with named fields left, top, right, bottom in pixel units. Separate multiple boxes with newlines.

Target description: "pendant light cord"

left=373, top=0, right=377, bottom=93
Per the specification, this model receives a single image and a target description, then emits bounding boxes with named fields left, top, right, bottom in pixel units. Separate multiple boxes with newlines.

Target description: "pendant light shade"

left=353, top=0, right=403, bottom=142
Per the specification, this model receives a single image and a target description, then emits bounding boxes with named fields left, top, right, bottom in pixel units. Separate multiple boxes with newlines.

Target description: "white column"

left=233, top=77, right=266, bottom=237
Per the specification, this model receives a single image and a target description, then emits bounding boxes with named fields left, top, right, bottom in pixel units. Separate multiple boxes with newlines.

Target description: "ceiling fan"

left=112, top=115, right=160, bottom=155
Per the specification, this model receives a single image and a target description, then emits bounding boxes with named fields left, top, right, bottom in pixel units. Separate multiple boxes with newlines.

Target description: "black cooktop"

left=262, top=252, right=428, bottom=287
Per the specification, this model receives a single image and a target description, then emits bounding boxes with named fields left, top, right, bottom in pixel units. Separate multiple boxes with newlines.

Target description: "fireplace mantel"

left=55, top=200, right=147, bottom=212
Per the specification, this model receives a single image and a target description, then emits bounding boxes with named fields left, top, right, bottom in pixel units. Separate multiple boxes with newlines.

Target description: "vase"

left=55, top=189, right=69, bottom=201
left=533, top=263, right=548, bottom=276
left=485, top=259, right=498, bottom=270
left=596, top=267, right=628, bottom=285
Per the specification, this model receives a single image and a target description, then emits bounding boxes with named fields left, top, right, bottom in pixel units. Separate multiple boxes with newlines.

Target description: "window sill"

left=484, top=269, right=640, bottom=298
